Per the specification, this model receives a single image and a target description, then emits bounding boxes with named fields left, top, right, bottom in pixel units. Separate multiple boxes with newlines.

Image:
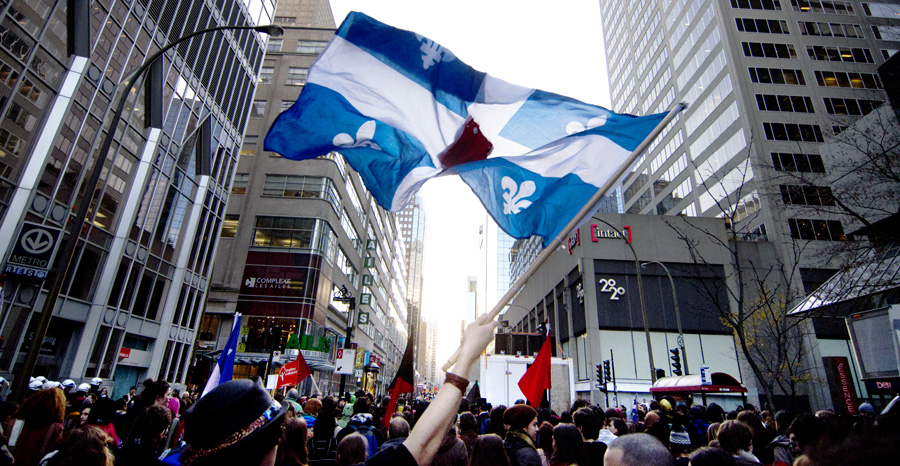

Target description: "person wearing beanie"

left=175, top=378, right=286, bottom=466
left=503, top=404, right=541, bottom=466
left=669, top=429, right=692, bottom=466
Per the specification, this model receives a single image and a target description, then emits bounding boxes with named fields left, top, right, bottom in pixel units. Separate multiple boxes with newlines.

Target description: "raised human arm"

left=403, top=313, right=497, bottom=464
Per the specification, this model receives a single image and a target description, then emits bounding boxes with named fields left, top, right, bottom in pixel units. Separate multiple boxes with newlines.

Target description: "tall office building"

left=398, top=193, right=426, bottom=382
left=600, top=0, right=899, bottom=252
left=204, top=0, right=410, bottom=397
left=0, top=0, right=273, bottom=396
left=589, top=0, right=900, bottom=408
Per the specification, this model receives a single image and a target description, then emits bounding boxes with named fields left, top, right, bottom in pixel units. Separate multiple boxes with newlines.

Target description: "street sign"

left=700, top=365, right=712, bottom=385
left=4, top=222, right=62, bottom=280
left=335, top=348, right=356, bottom=375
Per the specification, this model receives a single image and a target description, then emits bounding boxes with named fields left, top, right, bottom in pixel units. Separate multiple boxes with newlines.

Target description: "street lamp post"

left=10, top=24, right=283, bottom=401
left=641, top=261, right=688, bottom=375
left=333, top=285, right=356, bottom=397
left=592, top=218, right=657, bottom=383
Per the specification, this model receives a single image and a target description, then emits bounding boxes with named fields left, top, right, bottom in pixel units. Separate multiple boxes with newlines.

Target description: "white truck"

left=469, top=353, right=576, bottom=414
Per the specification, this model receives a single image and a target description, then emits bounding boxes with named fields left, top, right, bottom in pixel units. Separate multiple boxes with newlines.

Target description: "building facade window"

left=771, top=152, right=826, bottom=173
left=742, top=41, right=797, bottom=58
left=748, top=67, right=806, bottom=85
left=814, top=71, right=882, bottom=89
left=266, top=39, right=283, bottom=52
left=274, top=16, right=296, bottom=24
left=250, top=100, right=266, bottom=118
left=798, top=21, right=863, bottom=37
left=763, top=122, right=824, bottom=142
left=221, top=215, right=239, bottom=238
left=731, top=0, right=782, bottom=10
left=788, top=218, right=846, bottom=241
left=258, top=67, right=274, bottom=84
left=807, top=45, right=875, bottom=63
left=756, top=94, right=815, bottom=112
left=280, top=100, right=294, bottom=111
left=736, top=18, right=790, bottom=33
left=296, top=40, right=328, bottom=54
left=241, top=136, right=258, bottom=157
left=262, top=175, right=341, bottom=213
left=252, top=216, right=338, bottom=261
left=231, top=174, right=249, bottom=195
left=286, top=67, right=308, bottom=86
left=780, top=185, right=835, bottom=206
left=790, top=0, right=855, bottom=15
left=823, top=97, right=883, bottom=115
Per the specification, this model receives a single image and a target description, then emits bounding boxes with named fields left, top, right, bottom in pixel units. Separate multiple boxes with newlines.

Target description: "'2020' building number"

left=598, top=278, right=625, bottom=301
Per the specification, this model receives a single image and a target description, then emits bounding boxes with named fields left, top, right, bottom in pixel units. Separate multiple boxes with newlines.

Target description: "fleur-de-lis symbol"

left=502, top=176, right=536, bottom=215
left=415, top=34, right=456, bottom=70
left=333, top=121, right=382, bottom=150
left=565, top=115, right=608, bottom=135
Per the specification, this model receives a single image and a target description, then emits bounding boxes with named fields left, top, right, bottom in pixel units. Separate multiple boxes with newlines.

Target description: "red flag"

left=518, top=325, right=552, bottom=408
left=384, top=329, right=416, bottom=428
left=277, top=352, right=312, bottom=389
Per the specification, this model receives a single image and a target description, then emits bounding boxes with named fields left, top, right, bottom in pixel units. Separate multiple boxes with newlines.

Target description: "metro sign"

left=4, top=222, right=62, bottom=281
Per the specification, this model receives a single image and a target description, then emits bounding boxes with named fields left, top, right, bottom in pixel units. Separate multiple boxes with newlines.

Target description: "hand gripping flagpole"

left=443, top=101, right=687, bottom=373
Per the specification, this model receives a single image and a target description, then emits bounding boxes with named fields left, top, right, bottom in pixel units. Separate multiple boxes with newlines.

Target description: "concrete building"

left=0, top=0, right=273, bottom=397
left=574, top=0, right=900, bottom=409
left=203, top=0, right=410, bottom=398
left=501, top=213, right=866, bottom=410
left=398, top=194, right=426, bottom=384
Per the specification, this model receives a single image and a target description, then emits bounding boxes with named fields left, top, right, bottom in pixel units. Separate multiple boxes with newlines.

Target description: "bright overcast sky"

left=329, top=0, right=609, bottom=364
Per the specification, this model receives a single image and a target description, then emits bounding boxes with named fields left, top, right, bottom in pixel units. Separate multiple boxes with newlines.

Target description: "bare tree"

left=667, top=143, right=819, bottom=410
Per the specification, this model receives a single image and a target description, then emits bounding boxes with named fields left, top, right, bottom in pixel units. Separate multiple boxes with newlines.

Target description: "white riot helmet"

left=28, top=379, right=43, bottom=391
left=77, top=383, right=91, bottom=392
left=34, top=375, right=47, bottom=383
left=0, top=377, right=7, bottom=386
left=90, top=377, right=102, bottom=386
left=42, top=381, right=60, bottom=390
left=61, top=379, right=76, bottom=389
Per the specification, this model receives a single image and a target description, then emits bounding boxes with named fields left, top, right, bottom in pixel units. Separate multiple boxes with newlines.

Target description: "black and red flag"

left=518, top=320, right=551, bottom=408
left=384, top=327, right=415, bottom=428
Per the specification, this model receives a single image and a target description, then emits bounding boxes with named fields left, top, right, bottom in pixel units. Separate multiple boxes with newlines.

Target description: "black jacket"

left=504, top=431, right=542, bottom=466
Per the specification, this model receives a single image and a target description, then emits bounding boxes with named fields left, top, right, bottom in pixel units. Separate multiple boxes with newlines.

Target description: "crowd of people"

left=0, top=316, right=897, bottom=466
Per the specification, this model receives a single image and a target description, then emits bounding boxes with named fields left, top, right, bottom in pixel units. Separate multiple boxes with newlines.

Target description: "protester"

left=487, top=405, right=508, bottom=438
left=769, top=411, right=795, bottom=466
left=716, top=420, right=759, bottom=465
left=469, top=433, right=510, bottom=466
left=302, top=398, right=322, bottom=429
left=537, top=421, right=554, bottom=459
left=10, top=388, right=65, bottom=466
left=572, top=407, right=606, bottom=466
left=459, top=412, right=481, bottom=457
left=275, top=417, right=309, bottom=466
left=549, top=424, right=587, bottom=466
left=432, top=417, right=468, bottom=466
left=688, top=446, right=736, bottom=466
left=85, top=397, right=120, bottom=448
left=337, top=432, right=368, bottom=466
left=42, top=425, right=114, bottom=466
left=379, top=416, right=409, bottom=452
left=178, top=378, right=286, bottom=466
left=736, top=411, right=772, bottom=464
left=502, top=404, right=541, bottom=466
left=603, top=433, right=674, bottom=466
left=115, top=405, right=171, bottom=466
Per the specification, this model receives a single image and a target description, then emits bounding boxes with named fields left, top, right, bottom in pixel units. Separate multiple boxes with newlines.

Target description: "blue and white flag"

left=201, top=313, right=241, bottom=397
left=265, top=12, right=666, bottom=244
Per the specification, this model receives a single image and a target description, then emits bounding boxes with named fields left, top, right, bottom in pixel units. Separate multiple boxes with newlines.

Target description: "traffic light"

left=670, top=348, right=682, bottom=376
left=603, top=360, right=612, bottom=382
left=596, top=364, right=603, bottom=384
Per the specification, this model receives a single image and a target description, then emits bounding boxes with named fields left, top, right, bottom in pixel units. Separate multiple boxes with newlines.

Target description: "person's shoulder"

left=366, top=442, right=417, bottom=466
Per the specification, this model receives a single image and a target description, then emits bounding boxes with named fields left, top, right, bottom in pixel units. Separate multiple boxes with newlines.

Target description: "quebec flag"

left=265, top=12, right=667, bottom=245
left=201, top=313, right=241, bottom=397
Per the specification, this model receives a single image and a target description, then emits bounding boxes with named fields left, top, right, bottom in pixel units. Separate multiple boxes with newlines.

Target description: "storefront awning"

left=650, top=372, right=747, bottom=394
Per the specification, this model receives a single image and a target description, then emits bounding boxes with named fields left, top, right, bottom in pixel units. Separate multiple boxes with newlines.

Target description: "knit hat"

left=181, top=379, right=285, bottom=464
left=503, top=404, right=537, bottom=430
left=670, top=430, right=691, bottom=446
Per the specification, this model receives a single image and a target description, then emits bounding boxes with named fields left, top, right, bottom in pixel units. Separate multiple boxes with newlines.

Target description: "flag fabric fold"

left=518, top=323, right=552, bottom=408
left=202, top=313, right=242, bottom=397
left=277, top=351, right=312, bottom=389
left=265, top=12, right=666, bottom=245
left=384, top=330, right=416, bottom=428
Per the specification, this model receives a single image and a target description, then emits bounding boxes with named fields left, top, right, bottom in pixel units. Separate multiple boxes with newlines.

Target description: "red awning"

left=649, top=372, right=747, bottom=394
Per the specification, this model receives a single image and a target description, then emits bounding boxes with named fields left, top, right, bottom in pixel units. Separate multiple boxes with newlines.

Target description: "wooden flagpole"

left=443, top=101, right=687, bottom=372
